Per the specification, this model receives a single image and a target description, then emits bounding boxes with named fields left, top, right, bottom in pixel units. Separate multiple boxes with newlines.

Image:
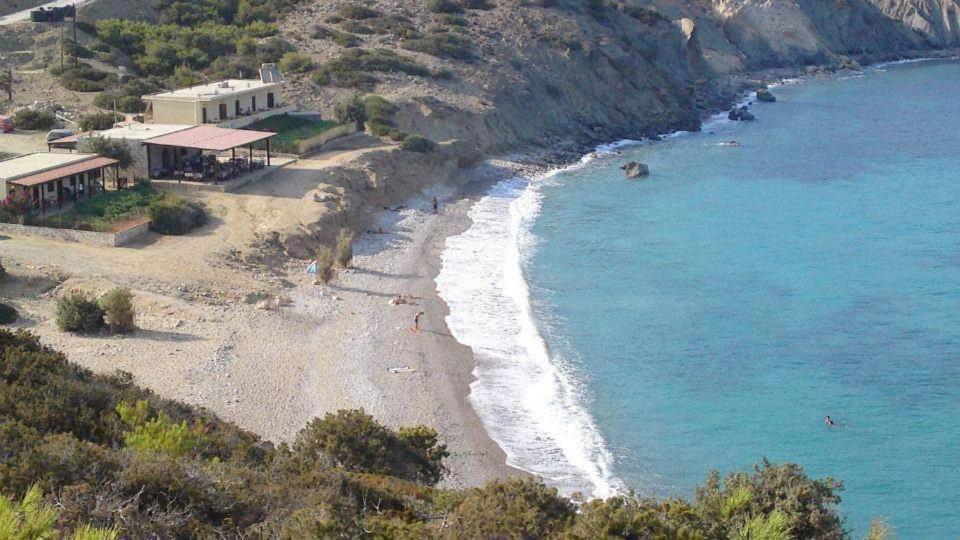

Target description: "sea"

left=435, top=58, right=960, bottom=537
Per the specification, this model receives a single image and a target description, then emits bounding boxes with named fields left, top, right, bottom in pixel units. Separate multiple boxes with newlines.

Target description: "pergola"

left=142, top=125, right=276, bottom=180
left=9, top=156, right=119, bottom=212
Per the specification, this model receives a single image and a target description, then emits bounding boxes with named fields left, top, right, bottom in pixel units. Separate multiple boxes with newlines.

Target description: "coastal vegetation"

left=248, top=114, right=337, bottom=154
left=0, top=328, right=855, bottom=537
left=78, top=112, right=123, bottom=132
left=11, top=109, right=56, bottom=130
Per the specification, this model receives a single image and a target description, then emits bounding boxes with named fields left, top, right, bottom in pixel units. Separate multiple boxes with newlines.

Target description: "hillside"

left=0, top=328, right=850, bottom=537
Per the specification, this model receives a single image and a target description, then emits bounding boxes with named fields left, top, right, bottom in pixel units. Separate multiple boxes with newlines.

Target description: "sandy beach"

left=292, top=179, right=521, bottom=487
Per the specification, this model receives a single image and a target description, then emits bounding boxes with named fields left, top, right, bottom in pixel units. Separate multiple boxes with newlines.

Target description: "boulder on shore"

left=728, top=106, right=755, bottom=121
left=621, top=161, right=650, bottom=178
left=756, top=89, right=776, bottom=103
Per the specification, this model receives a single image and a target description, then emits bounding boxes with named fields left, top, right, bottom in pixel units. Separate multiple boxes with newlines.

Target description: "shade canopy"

left=143, top=125, right=275, bottom=151
left=10, top=157, right=119, bottom=187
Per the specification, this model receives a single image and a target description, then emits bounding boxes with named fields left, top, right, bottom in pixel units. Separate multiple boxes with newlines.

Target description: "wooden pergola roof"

left=142, top=125, right=275, bottom=151
left=10, top=157, right=119, bottom=187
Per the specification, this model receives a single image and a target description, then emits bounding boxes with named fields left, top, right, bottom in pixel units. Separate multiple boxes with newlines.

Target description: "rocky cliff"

left=276, top=0, right=958, bottom=159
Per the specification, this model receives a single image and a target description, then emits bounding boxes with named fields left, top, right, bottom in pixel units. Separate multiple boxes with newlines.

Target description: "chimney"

left=260, top=63, right=282, bottom=83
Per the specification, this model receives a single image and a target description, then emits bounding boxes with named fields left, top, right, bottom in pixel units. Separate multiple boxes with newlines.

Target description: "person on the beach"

left=825, top=415, right=836, bottom=427
left=412, top=311, right=425, bottom=333
left=389, top=294, right=409, bottom=306
left=432, top=196, right=439, bottom=214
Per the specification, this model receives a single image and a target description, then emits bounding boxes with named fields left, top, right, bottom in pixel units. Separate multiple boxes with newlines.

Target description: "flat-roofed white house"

left=0, top=153, right=119, bottom=210
left=142, top=64, right=286, bottom=127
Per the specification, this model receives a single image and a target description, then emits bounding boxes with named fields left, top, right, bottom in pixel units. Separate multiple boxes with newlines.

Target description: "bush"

left=12, top=109, right=57, bottom=130
left=401, top=135, right=437, bottom=153
left=55, top=293, right=105, bottom=333
left=334, top=94, right=367, bottom=130
left=148, top=197, right=207, bottom=235
left=98, top=288, right=135, bottom=334
left=462, top=0, right=495, bottom=8
left=402, top=32, right=474, bottom=60
left=278, top=51, right=314, bottom=74
left=449, top=478, right=576, bottom=537
left=337, top=3, right=380, bottom=19
left=117, top=401, right=199, bottom=457
left=427, top=0, right=463, bottom=14
left=314, top=245, right=336, bottom=284
left=78, top=112, right=123, bottom=132
left=335, top=229, right=353, bottom=268
left=311, top=25, right=361, bottom=47
left=62, top=78, right=106, bottom=92
left=294, top=409, right=449, bottom=485
left=0, top=303, right=17, bottom=325
left=314, top=48, right=431, bottom=90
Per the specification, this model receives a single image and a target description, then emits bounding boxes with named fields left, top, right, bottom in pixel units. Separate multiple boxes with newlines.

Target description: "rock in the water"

left=728, top=106, right=755, bottom=121
left=756, top=89, right=776, bottom=103
left=621, top=161, right=650, bottom=178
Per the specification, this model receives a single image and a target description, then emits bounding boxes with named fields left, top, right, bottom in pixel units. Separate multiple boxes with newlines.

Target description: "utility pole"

left=72, top=3, right=78, bottom=68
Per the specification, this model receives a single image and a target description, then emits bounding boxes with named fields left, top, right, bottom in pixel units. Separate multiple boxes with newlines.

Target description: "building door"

left=202, top=107, right=208, bottom=123
left=267, top=93, right=275, bottom=108
left=219, top=103, right=228, bottom=120
left=251, top=96, right=257, bottom=111
left=235, top=100, right=241, bottom=116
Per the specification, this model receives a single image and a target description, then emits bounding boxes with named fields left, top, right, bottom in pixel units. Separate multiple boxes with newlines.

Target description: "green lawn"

left=249, top=114, right=338, bottom=154
left=33, top=183, right=161, bottom=232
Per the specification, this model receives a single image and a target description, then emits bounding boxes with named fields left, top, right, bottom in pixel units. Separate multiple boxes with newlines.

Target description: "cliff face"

left=371, top=0, right=957, bottom=154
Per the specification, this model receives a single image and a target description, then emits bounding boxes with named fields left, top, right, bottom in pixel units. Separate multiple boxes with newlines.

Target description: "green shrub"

left=462, top=0, right=495, bottom=8
left=401, top=135, right=437, bottom=153
left=337, top=3, right=380, bottom=19
left=448, top=478, right=576, bottom=538
left=314, top=48, right=431, bottom=89
left=98, top=288, right=135, bottom=334
left=148, top=197, right=207, bottom=235
left=335, top=229, right=354, bottom=268
left=278, top=51, right=314, bottom=73
left=117, top=401, right=199, bottom=457
left=63, top=78, right=105, bottom=92
left=294, top=409, right=449, bottom=484
left=78, top=112, right=123, bottom=131
left=311, top=25, right=361, bottom=47
left=387, top=128, right=408, bottom=141
left=427, top=0, right=463, bottom=14
left=12, top=109, right=57, bottom=130
left=0, top=303, right=17, bottom=325
left=435, top=13, right=468, bottom=26
left=339, top=19, right=373, bottom=34
left=402, top=32, right=474, bottom=60
left=368, top=14, right=420, bottom=37
left=314, top=245, right=336, bottom=284
left=55, top=293, right=105, bottom=333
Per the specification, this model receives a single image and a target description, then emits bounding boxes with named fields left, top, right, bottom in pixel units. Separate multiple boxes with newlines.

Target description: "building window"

left=235, top=100, right=241, bottom=116
left=251, top=96, right=257, bottom=111
left=219, top=103, right=228, bottom=120
left=202, top=107, right=208, bottom=123
left=267, top=92, right=275, bottom=108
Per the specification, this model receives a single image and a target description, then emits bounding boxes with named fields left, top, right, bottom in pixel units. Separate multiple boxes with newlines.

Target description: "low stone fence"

left=298, top=123, right=358, bottom=155
left=0, top=219, right=151, bottom=247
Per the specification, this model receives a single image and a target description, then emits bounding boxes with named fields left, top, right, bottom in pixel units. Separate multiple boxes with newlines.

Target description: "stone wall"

left=0, top=219, right=150, bottom=247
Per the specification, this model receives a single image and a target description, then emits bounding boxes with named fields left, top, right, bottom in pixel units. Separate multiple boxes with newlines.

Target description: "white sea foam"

left=436, top=149, right=629, bottom=498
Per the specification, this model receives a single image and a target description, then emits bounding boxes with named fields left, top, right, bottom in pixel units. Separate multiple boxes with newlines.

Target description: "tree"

left=334, top=94, right=366, bottom=131
left=0, top=69, right=12, bottom=101
left=0, top=484, right=118, bottom=540
left=79, top=136, right=133, bottom=170
left=55, top=293, right=105, bottom=333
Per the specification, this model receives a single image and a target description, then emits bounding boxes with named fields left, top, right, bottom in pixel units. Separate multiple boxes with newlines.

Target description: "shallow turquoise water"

left=527, top=60, right=960, bottom=537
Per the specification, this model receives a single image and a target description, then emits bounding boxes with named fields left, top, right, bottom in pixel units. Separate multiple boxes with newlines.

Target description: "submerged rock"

left=756, top=89, right=776, bottom=103
left=728, top=106, right=755, bottom=121
left=621, top=161, right=650, bottom=178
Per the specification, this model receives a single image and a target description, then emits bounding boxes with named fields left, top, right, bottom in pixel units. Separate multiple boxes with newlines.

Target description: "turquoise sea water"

left=525, top=60, right=960, bottom=537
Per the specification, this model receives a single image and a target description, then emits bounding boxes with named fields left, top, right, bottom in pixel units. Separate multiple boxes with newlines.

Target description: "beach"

left=293, top=177, right=521, bottom=487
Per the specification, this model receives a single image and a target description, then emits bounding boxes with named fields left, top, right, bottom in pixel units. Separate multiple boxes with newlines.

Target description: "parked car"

left=46, top=129, right=74, bottom=143
left=0, top=115, right=12, bottom=133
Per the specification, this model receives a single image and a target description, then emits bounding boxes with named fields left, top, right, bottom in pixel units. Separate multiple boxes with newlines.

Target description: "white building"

left=142, top=64, right=285, bottom=126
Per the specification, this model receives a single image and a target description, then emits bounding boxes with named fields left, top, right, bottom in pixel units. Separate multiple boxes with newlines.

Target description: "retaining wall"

left=0, top=219, right=150, bottom=247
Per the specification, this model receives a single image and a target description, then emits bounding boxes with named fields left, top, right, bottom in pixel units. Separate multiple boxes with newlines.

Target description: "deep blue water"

left=526, top=60, right=960, bottom=537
